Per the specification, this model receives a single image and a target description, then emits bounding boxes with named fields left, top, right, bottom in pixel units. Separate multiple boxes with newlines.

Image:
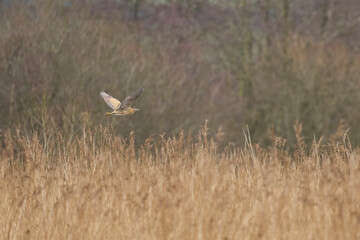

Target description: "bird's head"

left=132, top=108, right=140, bottom=114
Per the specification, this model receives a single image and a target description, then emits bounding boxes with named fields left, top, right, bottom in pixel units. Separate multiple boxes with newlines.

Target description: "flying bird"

left=100, top=88, right=144, bottom=116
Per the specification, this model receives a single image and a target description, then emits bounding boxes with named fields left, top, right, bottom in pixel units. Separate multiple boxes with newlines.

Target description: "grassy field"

left=1, top=1, right=360, bottom=239
left=1, top=124, right=360, bottom=239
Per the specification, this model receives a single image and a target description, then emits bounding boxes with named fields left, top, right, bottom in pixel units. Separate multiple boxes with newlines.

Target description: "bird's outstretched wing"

left=100, top=91, right=121, bottom=110
left=117, top=88, right=144, bottom=110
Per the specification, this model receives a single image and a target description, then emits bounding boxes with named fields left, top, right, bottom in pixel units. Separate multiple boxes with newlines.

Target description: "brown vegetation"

left=1, top=1, right=360, bottom=238
left=1, top=124, right=360, bottom=239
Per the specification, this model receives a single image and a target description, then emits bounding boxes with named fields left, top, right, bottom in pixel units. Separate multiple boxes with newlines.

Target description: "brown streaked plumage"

left=100, top=88, right=144, bottom=116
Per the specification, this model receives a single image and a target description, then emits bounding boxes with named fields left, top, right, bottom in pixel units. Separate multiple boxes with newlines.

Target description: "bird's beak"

left=134, top=108, right=140, bottom=112
left=105, top=112, right=112, bottom=116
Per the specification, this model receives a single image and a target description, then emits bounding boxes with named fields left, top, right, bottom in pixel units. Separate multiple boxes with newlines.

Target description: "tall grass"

left=1, top=123, right=360, bottom=239
left=1, top=1, right=360, bottom=239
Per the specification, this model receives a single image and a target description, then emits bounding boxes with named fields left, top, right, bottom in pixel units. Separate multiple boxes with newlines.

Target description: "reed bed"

left=1, top=125, right=359, bottom=239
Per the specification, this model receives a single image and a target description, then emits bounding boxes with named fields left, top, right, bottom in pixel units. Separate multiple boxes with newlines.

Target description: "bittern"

left=100, top=88, right=144, bottom=116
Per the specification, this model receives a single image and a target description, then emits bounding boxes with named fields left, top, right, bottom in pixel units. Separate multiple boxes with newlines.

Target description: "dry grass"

left=1, top=125, right=360, bottom=240
left=1, top=2, right=360, bottom=239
